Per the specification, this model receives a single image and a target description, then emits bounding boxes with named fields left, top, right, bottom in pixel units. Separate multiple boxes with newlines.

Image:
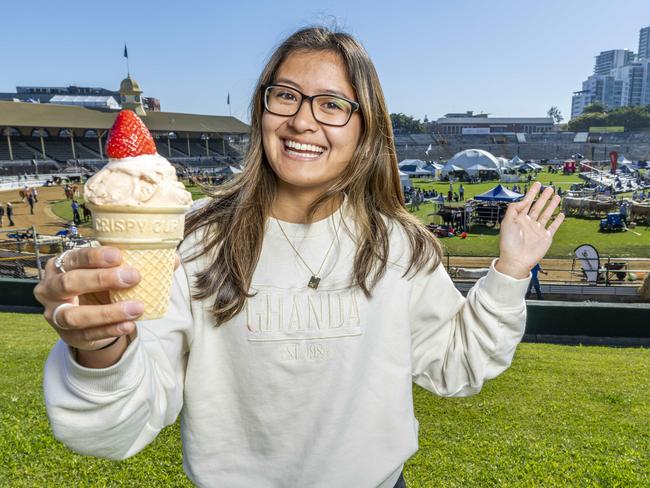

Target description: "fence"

left=444, top=253, right=648, bottom=303
left=0, top=227, right=67, bottom=280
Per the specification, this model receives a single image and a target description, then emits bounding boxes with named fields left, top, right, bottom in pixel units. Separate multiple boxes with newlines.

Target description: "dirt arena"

left=0, top=185, right=77, bottom=236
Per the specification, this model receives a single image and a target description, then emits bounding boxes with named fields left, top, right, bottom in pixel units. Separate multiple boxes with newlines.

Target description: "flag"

left=123, top=44, right=128, bottom=58
left=425, top=144, right=432, bottom=156
left=227, top=92, right=230, bottom=105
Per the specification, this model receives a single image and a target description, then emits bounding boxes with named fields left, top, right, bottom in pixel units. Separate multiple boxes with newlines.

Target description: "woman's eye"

left=323, top=101, right=344, bottom=111
left=277, top=91, right=297, bottom=101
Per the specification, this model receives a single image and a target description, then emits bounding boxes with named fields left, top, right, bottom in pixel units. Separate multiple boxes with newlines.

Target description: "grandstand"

left=394, top=130, right=650, bottom=162
left=0, top=101, right=249, bottom=176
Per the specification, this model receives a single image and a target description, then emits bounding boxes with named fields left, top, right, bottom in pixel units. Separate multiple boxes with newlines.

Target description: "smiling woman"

left=40, top=26, right=564, bottom=488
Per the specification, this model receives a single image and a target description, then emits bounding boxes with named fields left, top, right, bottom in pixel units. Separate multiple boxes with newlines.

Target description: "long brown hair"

left=185, top=26, right=442, bottom=325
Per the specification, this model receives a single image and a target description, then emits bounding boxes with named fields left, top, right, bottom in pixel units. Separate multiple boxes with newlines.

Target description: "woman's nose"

left=288, top=99, right=319, bottom=132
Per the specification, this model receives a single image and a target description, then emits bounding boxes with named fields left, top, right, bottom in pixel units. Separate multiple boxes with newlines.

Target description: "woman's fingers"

left=511, top=182, right=542, bottom=213
left=546, top=212, right=566, bottom=237
left=528, top=186, right=555, bottom=221
left=45, top=246, right=122, bottom=275
left=52, top=301, right=144, bottom=330
left=62, top=322, right=136, bottom=351
left=51, top=266, right=140, bottom=300
left=67, top=246, right=123, bottom=269
left=537, top=194, right=562, bottom=227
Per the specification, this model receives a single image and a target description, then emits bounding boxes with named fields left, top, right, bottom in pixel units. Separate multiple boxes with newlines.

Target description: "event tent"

left=510, top=155, right=524, bottom=165
left=517, top=162, right=542, bottom=172
left=442, top=149, right=500, bottom=176
left=496, top=157, right=510, bottom=168
left=617, top=155, right=632, bottom=164
left=474, top=184, right=524, bottom=202
left=467, top=163, right=491, bottom=172
left=399, top=159, right=436, bottom=177
left=399, top=170, right=411, bottom=189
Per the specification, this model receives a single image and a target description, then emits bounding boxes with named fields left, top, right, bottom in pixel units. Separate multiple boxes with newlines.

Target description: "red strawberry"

left=106, top=110, right=157, bottom=158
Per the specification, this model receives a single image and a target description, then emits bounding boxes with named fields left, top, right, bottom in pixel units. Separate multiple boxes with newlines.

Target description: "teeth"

left=285, top=139, right=325, bottom=153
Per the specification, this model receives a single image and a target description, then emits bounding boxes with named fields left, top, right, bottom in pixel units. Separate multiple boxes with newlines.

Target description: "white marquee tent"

left=442, top=149, right=501, bottom=177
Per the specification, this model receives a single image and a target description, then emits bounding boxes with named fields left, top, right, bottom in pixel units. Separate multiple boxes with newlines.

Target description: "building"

left=0, top=88, right=249, bottom=172
left=0, top=78, right=161, bottom=111
left=594, top=49, right=635, bottom=75
left=639, top=25, right=650, bottom=60
left=571, top=25, right=650, bottom=118
left=571, top=73, right=622, bottom=118
left=432, top=112, right=554, bottom=134
left=119, top=75, right=145, bottom=115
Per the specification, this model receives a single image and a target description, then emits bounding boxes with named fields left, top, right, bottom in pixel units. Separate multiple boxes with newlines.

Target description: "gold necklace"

left=274, top=208, right=343, bottom=290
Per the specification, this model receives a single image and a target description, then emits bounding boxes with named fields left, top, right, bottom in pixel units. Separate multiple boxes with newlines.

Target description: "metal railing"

left=444, top=253, right=648, bottom=287
left=0, top=227, right=72, bottom=280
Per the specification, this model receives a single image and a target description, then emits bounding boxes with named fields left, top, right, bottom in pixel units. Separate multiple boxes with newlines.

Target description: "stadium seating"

left=0, top=139, right=41, bottom=160
left=74, top=142, right=101, bottom=159
left=395, top=130, right=650, bottom=161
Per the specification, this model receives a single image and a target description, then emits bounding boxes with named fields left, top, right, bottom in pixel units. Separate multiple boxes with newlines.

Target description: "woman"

left=37, top=27, right=563, bottom=487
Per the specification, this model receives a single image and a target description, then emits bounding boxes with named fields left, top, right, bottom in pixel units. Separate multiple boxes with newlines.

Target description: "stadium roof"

left=435, top=117, right=553, bottom=125
left=0, top=101, right=249, bottom=135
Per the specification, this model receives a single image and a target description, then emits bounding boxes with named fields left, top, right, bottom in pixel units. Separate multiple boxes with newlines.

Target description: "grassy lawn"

left=409, top=174, right=650, bottom=258
left=411, top=206, right=650, bottom=258
left=412, top=172, right=583, bottom=202
left=1, top=313, right=648, bottom=486
left=50, top=197, right=91, bottom=230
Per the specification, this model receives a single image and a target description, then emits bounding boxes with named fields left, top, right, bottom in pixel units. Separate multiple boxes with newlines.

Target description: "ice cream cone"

left=87, top=203, right=186, bottom=320
left=84, top=110, right=192, bottom=320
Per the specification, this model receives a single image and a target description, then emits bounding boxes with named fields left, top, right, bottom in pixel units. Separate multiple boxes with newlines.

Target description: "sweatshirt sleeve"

left=409, top=259, right=529, bottom=397
left=42, top=262, right=194, bottom=460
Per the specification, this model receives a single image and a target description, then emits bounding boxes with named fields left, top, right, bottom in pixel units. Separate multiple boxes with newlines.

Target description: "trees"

left=568, top=105, right=650, bottom=131
left=582, top=101, right=606, bottom=114
left=547, top=106, right=564, bottom=124
left=390, top=113, right=425, bottom=133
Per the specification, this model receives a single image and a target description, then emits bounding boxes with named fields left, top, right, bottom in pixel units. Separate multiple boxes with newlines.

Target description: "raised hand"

left=495, top=182, right=565, bottom=279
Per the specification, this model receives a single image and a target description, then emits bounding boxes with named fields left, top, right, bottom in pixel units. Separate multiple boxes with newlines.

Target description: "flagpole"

left=124, top=44, right=130, bottom=76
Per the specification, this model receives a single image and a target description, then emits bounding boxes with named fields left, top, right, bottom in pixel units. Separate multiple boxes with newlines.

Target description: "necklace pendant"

left=308, top=276, right=321, bottom=289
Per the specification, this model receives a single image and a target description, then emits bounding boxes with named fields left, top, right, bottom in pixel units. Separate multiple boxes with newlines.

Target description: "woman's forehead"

left=274, top=50, right=355, bottom=98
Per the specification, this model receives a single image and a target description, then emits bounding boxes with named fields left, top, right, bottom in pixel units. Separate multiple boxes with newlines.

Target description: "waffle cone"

left=86, top=203, right=187, bottom=320
left=109, top=247, right=176, bottom=320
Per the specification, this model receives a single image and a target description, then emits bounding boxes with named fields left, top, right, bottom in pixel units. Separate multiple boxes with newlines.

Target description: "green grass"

left=1, top=313, right=648, bottom=486
left=412, top=172, right=583, bottom=203
left=409, top=174, right=650, bottom=258
left=411, top=209, right=650, bottom=258
left=50, top=198, right=91, bottom=229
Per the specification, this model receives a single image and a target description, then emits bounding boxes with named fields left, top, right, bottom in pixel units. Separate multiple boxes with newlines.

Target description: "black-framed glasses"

left=263, top=84, right=361, bottom=127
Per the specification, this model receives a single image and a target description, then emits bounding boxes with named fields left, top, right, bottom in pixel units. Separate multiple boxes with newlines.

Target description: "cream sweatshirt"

left=44, top=204, right=530, bottom=487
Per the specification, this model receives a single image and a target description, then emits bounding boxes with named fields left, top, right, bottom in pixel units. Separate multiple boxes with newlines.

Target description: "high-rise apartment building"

left=638, top=25, right=650, bottom=60
left=594, top=49, right=635, bottom=75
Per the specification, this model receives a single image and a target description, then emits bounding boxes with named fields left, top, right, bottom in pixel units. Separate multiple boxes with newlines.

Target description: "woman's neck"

left=271, top=189, right=343, bottom=224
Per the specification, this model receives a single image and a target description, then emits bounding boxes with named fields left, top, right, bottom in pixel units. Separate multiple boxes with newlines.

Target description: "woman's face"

left=262, top=50, right=362, bottom=197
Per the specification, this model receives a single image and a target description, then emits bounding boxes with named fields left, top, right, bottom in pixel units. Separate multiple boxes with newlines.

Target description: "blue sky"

left=1, top=0, right=649, bottom=123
